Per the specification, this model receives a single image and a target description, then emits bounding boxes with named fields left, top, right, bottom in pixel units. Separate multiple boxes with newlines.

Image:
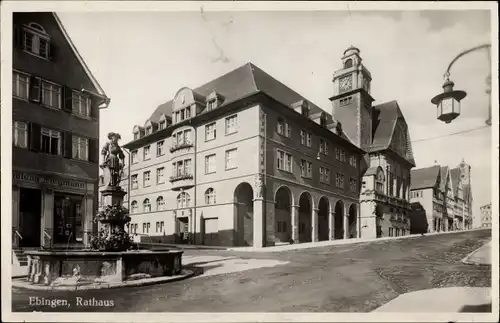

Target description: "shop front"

left=12, top=170, right=96, bottom=249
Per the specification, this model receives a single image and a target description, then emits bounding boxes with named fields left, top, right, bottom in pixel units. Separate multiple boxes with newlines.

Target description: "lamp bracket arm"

left=444, top=44, right=491, bottom=80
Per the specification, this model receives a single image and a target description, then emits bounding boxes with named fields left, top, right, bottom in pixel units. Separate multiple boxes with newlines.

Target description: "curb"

left=461, top=241, right=491, bottom=266
left=227, top=229, right=488, bottom=253
left=12, top=269, right=195, bottom=291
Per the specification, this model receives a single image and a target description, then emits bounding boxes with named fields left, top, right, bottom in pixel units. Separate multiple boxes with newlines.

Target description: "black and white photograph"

left=1, top=1, right=498, bottom=322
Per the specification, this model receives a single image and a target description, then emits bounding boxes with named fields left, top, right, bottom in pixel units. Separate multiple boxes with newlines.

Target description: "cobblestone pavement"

left=11, top=229, right=491, bottom=313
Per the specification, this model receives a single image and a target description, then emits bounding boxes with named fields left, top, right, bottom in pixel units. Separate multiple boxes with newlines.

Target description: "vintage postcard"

left=1, top=1, right=498, bottom=322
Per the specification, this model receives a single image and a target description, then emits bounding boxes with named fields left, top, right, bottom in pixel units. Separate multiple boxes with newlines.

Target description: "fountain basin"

left=24, top=249, right=183, bottom=287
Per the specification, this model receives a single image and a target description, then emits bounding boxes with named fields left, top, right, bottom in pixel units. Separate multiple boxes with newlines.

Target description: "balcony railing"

left=170, top=142, right=194, bottom=153
left=169, top=173, right=194, bottom=183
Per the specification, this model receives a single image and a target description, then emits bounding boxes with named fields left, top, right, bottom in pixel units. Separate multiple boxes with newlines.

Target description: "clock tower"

left=329, top=46, right=375, bottom=148
left=459, top=158, right=471, bottom=186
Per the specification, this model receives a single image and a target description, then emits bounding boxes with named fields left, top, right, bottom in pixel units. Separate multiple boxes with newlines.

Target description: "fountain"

left=22, top=132, right=185, bottom=288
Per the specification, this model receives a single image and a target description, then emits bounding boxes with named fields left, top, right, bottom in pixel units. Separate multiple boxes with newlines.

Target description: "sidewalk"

left=462, top=241, right=491, bottom=265
left=227, top=228, right=487, bottom=253
left=373, top=287, right=491, bottom=312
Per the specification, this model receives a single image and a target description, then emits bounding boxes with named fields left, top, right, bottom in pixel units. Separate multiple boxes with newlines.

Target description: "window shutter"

left=88, top=138, right=99, bottom=163
left=29, top=122, right=41, bottom=152
left=49, top=41, right=56, bottom=61
left=63, top=132, right=73, bottom=158
left=29, top=76, right=41, bottom=102
left=63, top=86, right=73, bottom=113
left=90, top=97, right=99, bottom=120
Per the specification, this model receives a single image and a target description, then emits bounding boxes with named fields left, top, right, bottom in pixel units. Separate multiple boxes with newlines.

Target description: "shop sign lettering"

left=13, top=172, right=86, bottom=190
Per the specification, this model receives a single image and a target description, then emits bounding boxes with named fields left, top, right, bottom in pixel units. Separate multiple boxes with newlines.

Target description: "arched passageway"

left=234, top=182, right=254, bottom=246
left=298, top=192, right=312, bottom=243
left=275, top=186, right=292, bottom=244
left=334, top=200, right=344, bottom=239
left=348, top=204, right=357, bottom=239
left=318, top=197, right=330, bottom=241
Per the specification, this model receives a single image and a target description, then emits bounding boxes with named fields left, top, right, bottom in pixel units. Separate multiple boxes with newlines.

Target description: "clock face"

left=339, top=75, right=352, bottom=92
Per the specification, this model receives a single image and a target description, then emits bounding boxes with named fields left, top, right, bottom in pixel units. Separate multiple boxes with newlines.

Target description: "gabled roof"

left=366, top=100, right=415, bottom=166
left=449, top=167, right=461, bottom=195
left=147, top=62, right=350, bottom=142
left=368, top=100, right=403, bottom=151
left=410, top=165, right=441, bottom=190
left=440, top=166, right=449, bottom=191
left=53, top=13, right=107, bottom=98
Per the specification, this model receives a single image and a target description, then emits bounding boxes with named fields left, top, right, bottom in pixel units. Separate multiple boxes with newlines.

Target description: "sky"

left=57, top=8, right=493, bottom=224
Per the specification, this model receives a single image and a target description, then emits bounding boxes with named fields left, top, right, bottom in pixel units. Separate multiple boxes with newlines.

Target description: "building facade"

left=12, top=13, right=109, bottom=249
left=480, top=203, right=492, bottom=229
left=458, top=159, right=473, bottom=229
left=123, top=61, right=365, bottom=247
left=330, top=47, right=415, bottom=239
left=409, top=160, right=473, bottom=233
left=409, top=165, right=444, bottom=233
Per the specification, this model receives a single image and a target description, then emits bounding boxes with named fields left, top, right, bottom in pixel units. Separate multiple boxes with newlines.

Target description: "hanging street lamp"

left=431, top=44, right=492, bottom=125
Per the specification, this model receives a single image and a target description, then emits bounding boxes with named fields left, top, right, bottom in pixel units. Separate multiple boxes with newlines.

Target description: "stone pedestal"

left=101, top=186, right=127, bottom=207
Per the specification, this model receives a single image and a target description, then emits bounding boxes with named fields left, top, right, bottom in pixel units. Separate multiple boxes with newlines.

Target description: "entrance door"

left=53, top=193, right=84, bottom=245
left=176, top=217, right=189, bottom=244
left=203, top=218, right=219, bottom=245
left=19, top=188, right=42, bottom=247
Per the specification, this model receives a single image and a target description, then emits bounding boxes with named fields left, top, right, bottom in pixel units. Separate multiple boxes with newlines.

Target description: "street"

left=12, top=230, right=491, bottom=313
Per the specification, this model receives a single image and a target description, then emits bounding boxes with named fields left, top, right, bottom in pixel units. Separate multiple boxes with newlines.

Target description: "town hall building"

left=122, top=46, right=417, bottom=247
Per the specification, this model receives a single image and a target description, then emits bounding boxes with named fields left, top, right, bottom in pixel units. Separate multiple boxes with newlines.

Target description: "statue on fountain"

left=100, top=132, right=125, bottom=188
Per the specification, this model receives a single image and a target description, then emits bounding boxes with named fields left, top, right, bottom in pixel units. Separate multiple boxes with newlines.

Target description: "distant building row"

left=480, top=203, right=492, bottom=229
left=409, top=160, right=473, bottom=233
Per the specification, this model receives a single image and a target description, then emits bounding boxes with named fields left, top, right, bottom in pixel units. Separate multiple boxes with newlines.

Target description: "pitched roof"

left=365, top=100, right=415, bottom=166
left=440, top=166, right=449, bottom=191
left=368, top=100, right=402, bottom=151
left=410, top=165, right=441, bottom=190
left=449, top=167, right=461, bottom=195
left=52, top=13, right=107, bottom=98
left=146, top=63, right=352, bottom=142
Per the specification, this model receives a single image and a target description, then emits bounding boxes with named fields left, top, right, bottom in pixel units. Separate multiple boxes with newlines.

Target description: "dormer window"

left=207, top=99, right=217, bottom=111
left=145, top=126, right=153, bottom=135
left=23, top=23, right=50, bottom=59
left=159, top=121, right=166, bottom=130
left=302, top=106, right=310, bottom=117
left=344, top=58, right=353, bottom=68
left=320, top=114, right=327, bottom=127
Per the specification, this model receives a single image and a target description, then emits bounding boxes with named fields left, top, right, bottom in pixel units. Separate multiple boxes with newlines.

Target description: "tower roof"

left=343, top=45, right=360, bottom=56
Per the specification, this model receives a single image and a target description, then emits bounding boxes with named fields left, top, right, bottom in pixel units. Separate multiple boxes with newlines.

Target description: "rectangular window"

left=277, top=150, right=293, bottom=172
left=389, top=227, right=394, bottom=237
left=143, top=145, right=151, bottom=160
left=300, top=159, right=312, bottom=178
left=225, top=148, right=237, bottom=170
left=340, top=150, right=346, bottom=163
left=339, top=96, right=353, bottom=107
left=335, top=148, right=340, bottom=160
left=40, top=128, right=61, bottom=155
left=72, top=92, right=91, bottom=118
left=41, top=81, right=62, bottom=109
left=143, top=171, right=151, bottom=187
left=184, top=159, right=192, bottom=175
left=320, top=167, right=330, bottom=183
left=350, top=178, right=357, bottom=192
left=131, top=175, right=138, bottom=189
left=157, top=141, right=164, bottom=156
left=72, top=136, right=89, bottom=161
left=13, top=121, right=28, bottom=148
left=23, top=28, right=50, bottom=59
left=132, top=150, right=138, bottom=164
left=319, top=139, right=328, bottom=155
left=335, top=173, right=345, bottom=189
left=300, top=130, right=306, bottom=145
left=12, top=71, right=29, bottom=100
left=157, top=167, right=165, bottom=184
left=134, top=133, right=140, bottom=140
left=277, top=119, right=292, bottom=138
left=205, top=122, right=216, bottom=141
left=349, top=155, right=357, bottom=168
left=205, top=154, right=216, bottom=174
left=306, top=132, right=312, bottom=147
left=159, top=121, right=166, bottom=130
left=225, top=115, right=238, bottom=135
